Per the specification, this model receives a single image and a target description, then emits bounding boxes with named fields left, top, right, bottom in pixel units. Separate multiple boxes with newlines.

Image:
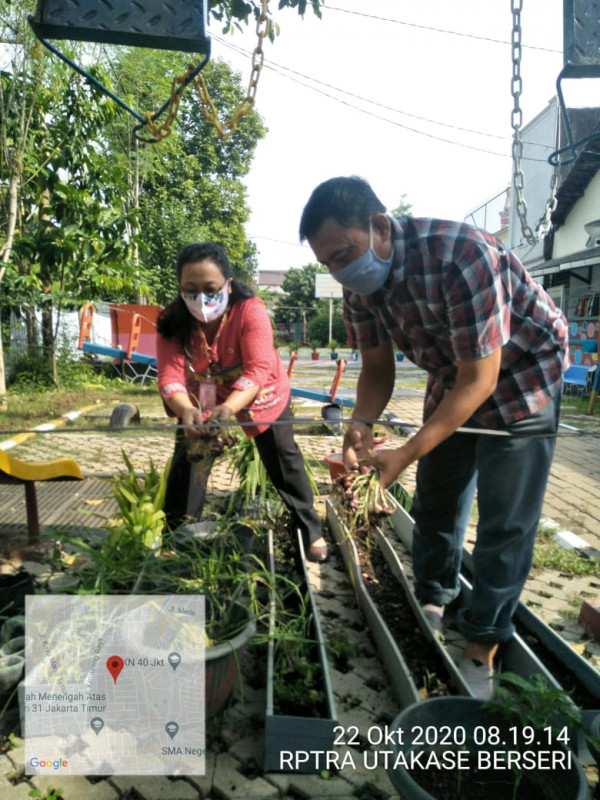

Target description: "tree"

left=390, top=194, right=413, bottom=218
left=1, top=25, right=142, bottom=386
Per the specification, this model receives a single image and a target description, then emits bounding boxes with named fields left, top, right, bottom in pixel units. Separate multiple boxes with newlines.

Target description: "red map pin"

left=106, top=655, right=124, bottom=684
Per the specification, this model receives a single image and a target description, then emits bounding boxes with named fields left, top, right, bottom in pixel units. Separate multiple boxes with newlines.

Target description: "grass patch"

left=533, top=528, right=600, bottom=578
left=1, top=381, right=158, bottom=432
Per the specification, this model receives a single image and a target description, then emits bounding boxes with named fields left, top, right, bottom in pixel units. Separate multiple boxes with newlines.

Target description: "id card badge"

left=198, top=380, right=217, bottom=411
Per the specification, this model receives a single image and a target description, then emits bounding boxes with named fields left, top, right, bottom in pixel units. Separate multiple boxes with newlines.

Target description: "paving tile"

left=31, top=775, right=120, bottom=800
left=211, top=753, right=279, bottom=798
left=109, top=775, right=200, bottom=800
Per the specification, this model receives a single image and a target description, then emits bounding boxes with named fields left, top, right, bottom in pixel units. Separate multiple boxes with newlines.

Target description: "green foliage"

left=389, top=194, right=413, bottom=218
left=307, top=311, right=347, bottom=347
left=226, top=435, right=277, bottom=515
left=209, top=0, right=322, bottom=34
left=7, top=350, right=107, bottom=393
left=274, top=263, right=331, bottom=325
left=53, top=453, right=170, bottom=594
left=28, top=788, right=65, bottom=800
left=488, top=671, right=583, bottom=736
left=533, top=526, right=600, bottom=577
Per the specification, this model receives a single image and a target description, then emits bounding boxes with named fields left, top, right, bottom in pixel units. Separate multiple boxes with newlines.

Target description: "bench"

left=564, top=364, right=597, bottom=397
left=0, top=451, right=83, bottom=544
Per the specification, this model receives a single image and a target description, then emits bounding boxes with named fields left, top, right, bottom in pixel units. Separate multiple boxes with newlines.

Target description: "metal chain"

left=143, top=0, right=270, bottom=142
left=193, top=0, right=270, bottom=141
left=510, top=0, right=559, bottom=244
left=511, top=0, right=538, bottom=245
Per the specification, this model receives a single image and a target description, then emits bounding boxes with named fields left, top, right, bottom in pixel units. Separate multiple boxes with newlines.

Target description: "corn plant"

left=49, top=453, right=171, bottom=594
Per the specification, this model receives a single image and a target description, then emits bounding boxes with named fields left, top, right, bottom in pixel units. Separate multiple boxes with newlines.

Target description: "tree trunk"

left=0, top=165, right=21, bottom=409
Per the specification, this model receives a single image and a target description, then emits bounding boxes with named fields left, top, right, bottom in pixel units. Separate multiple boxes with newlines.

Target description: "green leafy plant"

left=29, top=788, right=65, bottom=800
left=49, top=452, right=171, bottom=593
left=328, top=339, right=339, bottom=352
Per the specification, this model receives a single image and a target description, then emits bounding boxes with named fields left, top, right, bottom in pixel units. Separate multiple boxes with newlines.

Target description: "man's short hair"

left=299, top=176, right=386, bottom=241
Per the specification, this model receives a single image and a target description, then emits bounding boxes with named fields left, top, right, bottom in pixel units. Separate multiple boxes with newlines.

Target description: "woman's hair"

left=157, top=242, right=254, bottom=348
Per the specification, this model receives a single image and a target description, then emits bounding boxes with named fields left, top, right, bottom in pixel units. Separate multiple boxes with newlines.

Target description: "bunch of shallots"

left=335, top=469, right=393, bottom=533
left=186, top=424, right=238, bottom=462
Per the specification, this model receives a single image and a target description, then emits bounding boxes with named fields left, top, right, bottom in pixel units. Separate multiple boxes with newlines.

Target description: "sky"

left=207, top=0, right=600, bottom=272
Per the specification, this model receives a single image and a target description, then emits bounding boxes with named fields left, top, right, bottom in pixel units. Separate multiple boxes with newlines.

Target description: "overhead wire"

left=214, top=37, right=554, bottom=162
left=324, top=5, right=561, bottom=54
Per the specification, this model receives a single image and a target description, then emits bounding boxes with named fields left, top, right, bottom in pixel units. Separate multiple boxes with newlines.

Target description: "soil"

left=269, top=525, right=331, bottom=719
left=409, top=759, right=560, bottom=800
left=351, top=525, right=453, bottom=698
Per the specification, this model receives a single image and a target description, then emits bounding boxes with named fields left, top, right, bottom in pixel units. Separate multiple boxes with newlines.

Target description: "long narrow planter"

left=385, top=489, right=598, bottom=696
left=328, top=501, right=441, bottom=708
left=264, top=529, right=337, bottom=773
left=327, top=500, right=473, bottom=704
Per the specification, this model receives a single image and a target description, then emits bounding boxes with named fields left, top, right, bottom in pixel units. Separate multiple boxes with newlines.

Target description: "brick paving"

left=1, top=360, right=599, bottom=798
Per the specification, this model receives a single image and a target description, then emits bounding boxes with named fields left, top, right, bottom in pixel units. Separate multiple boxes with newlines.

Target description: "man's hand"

left=366, top=446, right=412, bottom=489
left=181, top=407, right=205, bottom=438
left=343, top=422, right=374, bottom=473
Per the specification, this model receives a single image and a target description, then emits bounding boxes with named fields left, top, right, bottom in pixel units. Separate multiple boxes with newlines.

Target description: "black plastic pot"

left=0, top=571, right=34, bottom=618
left=388, top=697, right=591, bottom=800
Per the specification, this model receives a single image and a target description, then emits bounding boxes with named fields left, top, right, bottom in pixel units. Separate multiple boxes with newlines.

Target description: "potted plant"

left=386, top=688, right=591, bottom=799
left=328, top=339, right=339, bottom=360
left=395, top=349, right=405, bottom=362
left=44, top=454, right=272, bottom=718
left=310, top=341, right=320, bottom=360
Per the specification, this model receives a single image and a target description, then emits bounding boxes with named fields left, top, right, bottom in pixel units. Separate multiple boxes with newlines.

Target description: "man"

left=299, top=176, right=568, bottom=699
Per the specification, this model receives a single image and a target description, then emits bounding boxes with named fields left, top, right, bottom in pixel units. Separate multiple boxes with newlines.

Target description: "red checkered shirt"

left=344, top=217, right=569, bottom=428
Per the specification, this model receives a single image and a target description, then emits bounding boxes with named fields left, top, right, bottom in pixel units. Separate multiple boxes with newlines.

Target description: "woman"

left=156, top=242, right=328, bottom=562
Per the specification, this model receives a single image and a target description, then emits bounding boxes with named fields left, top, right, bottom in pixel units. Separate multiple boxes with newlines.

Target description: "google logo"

left=29, top=757, right=68, bottom=770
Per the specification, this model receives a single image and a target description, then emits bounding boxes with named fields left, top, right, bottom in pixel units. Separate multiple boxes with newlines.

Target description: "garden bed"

left=326, top=499, right=471, bottom=708
left=264, top=528, right=337, bottom=773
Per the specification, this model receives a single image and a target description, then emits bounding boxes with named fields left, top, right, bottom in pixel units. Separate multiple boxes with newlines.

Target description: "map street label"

left=25, top=595, right=206, bottom=775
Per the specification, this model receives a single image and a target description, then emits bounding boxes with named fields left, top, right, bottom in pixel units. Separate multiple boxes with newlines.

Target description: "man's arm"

left=371, top=349, right=502, bottom=486
left=344, top=340, right=395, bottom=469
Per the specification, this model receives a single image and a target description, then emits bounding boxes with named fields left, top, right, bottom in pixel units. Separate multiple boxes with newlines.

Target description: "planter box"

left=264, top=530, right=337, bottom=773
left=385, top=489, right=599, bottom=700
left=327, top=500, right=471, bottom=707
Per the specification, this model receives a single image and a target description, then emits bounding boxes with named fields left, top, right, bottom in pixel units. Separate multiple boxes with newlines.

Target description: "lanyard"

left=195, top=312, right=229, bottom=377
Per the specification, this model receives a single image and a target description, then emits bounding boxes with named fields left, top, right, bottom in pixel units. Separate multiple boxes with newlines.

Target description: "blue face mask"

left=331, top=221, right=394, bottom=294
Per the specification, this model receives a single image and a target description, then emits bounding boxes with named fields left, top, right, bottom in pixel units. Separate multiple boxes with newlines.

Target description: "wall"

left=553, top=171, right=600, bottom=259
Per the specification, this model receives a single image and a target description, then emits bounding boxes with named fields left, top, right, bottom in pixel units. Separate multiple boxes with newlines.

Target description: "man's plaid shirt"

left=344, top=216, right=569, bottom=428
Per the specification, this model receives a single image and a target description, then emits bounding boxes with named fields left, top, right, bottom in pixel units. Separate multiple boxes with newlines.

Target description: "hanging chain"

left=511, top=0, right=537, bottom=245
left=511, top=0, right=560, bottom=244
left=194, top=0, right=270, bottom=139
left=143, top=0, right=270, bottom=143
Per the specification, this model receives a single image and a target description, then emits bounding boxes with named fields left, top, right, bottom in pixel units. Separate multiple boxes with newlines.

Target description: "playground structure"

left=77, top=300, right=353, bottom=407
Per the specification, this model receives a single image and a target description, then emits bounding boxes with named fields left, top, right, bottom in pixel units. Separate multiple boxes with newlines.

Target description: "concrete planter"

left=264, top=530, right=337, bottom=773
left=387, top=697, right=591, bottom=799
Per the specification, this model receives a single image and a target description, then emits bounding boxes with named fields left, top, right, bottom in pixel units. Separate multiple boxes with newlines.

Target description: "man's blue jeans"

left=411, top=394, right=560, bottom=644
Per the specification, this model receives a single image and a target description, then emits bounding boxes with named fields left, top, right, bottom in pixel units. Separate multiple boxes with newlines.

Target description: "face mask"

left=332, top=221, right=394, bottom=294
left=181, top=280, right=230, bottom=323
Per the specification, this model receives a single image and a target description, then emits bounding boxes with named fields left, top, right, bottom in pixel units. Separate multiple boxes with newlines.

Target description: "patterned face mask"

left=181, top=280, right=230, bottom=323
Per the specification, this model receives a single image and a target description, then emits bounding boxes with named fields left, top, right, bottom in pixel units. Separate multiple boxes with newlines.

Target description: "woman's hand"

left=181, top=407, right=205, bottom=438
left=208, top=404, right=234, bottom=423
left=343, top=422, right=374, bottom=473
